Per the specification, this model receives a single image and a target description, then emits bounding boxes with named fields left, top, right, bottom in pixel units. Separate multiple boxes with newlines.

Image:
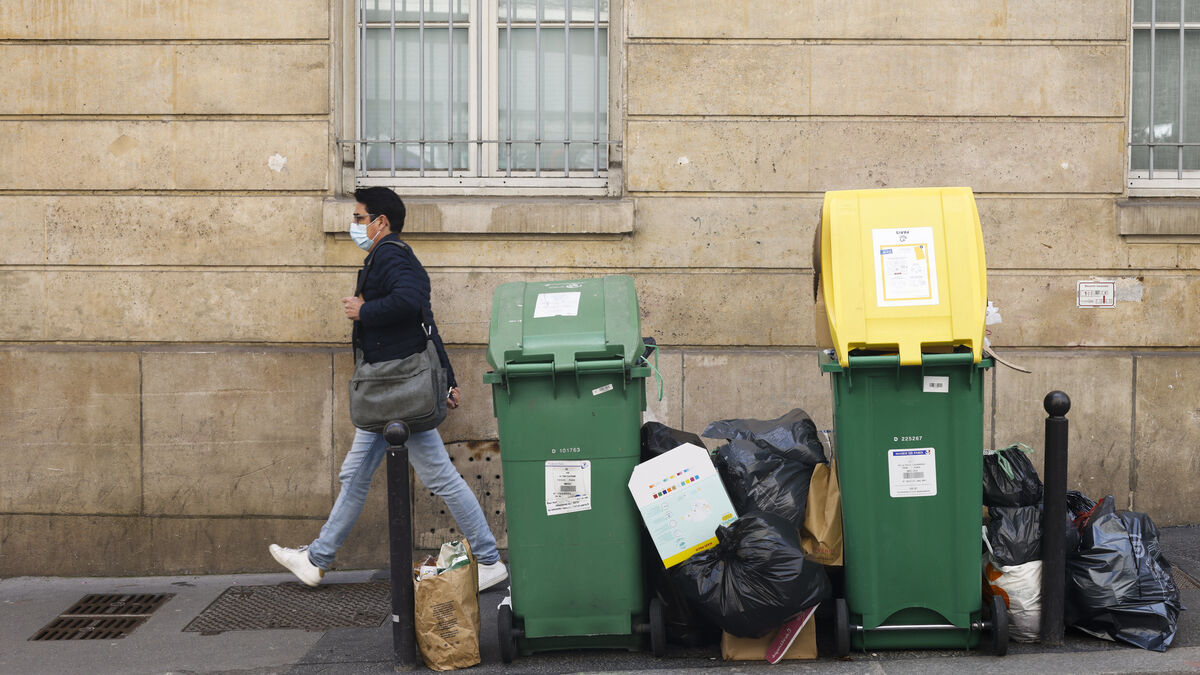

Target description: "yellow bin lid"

left=820, top=187, right=987, bottom=367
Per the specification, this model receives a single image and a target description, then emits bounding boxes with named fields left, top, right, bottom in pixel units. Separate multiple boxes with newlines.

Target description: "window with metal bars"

left=1130, top=0, right=1200, bottom=189
left=349, top=0, right=612, bottom=192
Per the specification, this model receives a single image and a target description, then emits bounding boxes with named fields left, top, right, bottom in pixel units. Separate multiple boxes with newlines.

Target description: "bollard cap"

left=384, top=420, right=411, bottom=446
left=1044, top=391, right=1071, bottom=417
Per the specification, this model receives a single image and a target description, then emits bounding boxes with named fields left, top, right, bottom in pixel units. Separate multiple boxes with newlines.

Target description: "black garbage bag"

left=986, top=502, right=1084, bottom=566
left=987, top=505, right=1043, bottom=566
left=1065, top=495, right=1183, bottom=651
left=644, top=554, right=722, bottom=647
left=641, top=421, right=706, bottom=461
left=983, top=443, right=1044, bottom=507
left=703, top=408, right=827, bottom=459
left=1067, top=490, right=1097, bottom=520
left=638, top=423, right=721, bottom=646
left=712, top=440, right=824, bottom=531
left=703, top=409, right=827, bottom=529
left=669, top=511, right=831, bottom=639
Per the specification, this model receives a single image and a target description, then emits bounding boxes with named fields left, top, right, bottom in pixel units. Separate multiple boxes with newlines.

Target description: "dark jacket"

left=354, top=234, right=457, bottom=388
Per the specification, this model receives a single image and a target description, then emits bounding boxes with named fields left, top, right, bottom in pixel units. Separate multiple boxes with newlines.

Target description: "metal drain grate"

left=30, top=593, right=174, bottom=641
left=1172, top=565, right=1200, bottom=591
left=182, top=582, right=390, bottom=635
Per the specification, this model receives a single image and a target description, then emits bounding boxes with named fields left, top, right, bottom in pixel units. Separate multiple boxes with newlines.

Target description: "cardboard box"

left=627, top=443, right=737, bottom=567
left=720, top=618, right=817, bottom=661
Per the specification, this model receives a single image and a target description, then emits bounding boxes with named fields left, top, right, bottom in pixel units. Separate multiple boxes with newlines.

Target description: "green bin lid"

left=486, top=275, right=643, bottom=375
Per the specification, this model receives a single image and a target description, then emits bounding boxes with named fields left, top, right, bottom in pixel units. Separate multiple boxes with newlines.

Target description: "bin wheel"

left=648, top=597, right=667, bottom=657
left=989, top=594, right=1009, bottom=657
left=498, top=603, right=517, bottom=664
left=835, top=598, right=851, bottom=657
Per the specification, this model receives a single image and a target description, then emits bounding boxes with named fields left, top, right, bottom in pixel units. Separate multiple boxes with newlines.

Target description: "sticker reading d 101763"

left=887, top=447, right=937, bottom=498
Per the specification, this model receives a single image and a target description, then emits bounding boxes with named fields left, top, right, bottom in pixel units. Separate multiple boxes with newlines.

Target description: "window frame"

left=338, top=0, right=623, bottom=197
left=1128, top=8, right=1200, bottom=195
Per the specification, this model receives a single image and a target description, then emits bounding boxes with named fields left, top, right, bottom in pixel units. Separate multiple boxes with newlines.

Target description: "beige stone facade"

left=1, top=2, right=1196, bottom=576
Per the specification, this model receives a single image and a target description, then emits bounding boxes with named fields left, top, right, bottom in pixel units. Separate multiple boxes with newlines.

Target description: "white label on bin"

left=533, top=291, right=581, bottom=318
left=888, top=447, right=937, bottom=498
left=546, top=460, right=591, bottom=515
left=872, top=227, right=939, bottom=307
left=922, top=376, right=950, bottom=393
left=592, top=383, right=614, bottom=396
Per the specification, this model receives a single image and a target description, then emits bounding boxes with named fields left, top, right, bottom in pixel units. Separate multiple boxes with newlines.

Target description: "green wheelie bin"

left=822, top=352, right=998, bottom=652
left=483, top=275, right=665, bottom=662
left=818, top=187, right=1007, bottom=655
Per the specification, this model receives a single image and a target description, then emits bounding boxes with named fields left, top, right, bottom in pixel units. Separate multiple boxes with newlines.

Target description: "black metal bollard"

left=384, top=420, right=416, bottom=671
left=1040, top=391, right=1070, bottom=646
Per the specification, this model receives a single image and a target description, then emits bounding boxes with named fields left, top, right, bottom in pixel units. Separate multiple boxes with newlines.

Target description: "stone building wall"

left=1, top=1, right=1196, bottom=576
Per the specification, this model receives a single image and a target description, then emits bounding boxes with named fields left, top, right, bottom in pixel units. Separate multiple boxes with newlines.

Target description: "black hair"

left=353, top=186, right=406, bottom=233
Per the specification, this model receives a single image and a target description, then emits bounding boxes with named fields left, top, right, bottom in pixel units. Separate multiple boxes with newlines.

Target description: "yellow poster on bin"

left=819, top=187, right=987, bottom=367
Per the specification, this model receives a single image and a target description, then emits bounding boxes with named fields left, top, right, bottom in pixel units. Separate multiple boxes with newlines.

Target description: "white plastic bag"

left=982, top=525, right=1042, bottom=642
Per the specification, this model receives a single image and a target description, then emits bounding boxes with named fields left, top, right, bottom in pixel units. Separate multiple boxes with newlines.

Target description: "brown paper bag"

left=801, top=459, right=843, bottom=566
left=413, top=541, right=481, bottom=671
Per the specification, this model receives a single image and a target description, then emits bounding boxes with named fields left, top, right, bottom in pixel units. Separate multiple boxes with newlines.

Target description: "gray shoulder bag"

left=348, top=241, right=448, bottom=433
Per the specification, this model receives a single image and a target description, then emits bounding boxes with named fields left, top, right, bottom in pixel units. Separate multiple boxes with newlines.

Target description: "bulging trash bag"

left=986, top=505, right=1043, bottom=567
left=1065, top=495, right=1183, bottom=652
left=645, top=559, right=722, bottom=647
left=669, top=511, right=831, bottom=639
left=641, top=421, right=706, bottom=461
left=702, top=408, right=827, bottom=459
left=983, top=556, right=1043, bottom=643
left=704, top=409, right=827, bottom=529
left=986, top=502, right=1084, bottom=567
left=713, top=440, right=817, bottom=530
left=983, top=443, right=1044, bottom=507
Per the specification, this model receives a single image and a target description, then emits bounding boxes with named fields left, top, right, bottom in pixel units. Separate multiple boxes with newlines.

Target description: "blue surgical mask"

left=349, top=222, right=373, bottom=251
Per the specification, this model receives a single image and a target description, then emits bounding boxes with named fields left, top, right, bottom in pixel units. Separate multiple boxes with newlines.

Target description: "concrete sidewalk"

left=2, top=526, right=1197, bottom=675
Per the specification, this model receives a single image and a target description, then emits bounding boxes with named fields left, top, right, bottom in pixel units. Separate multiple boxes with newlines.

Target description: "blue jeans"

left=307, top=427, right=500, bottom=569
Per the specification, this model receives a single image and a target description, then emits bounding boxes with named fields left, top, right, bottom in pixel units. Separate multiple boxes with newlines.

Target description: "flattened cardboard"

left=720, top=618, right=817, bottom=661
left=628, top=443, right=737, bottom=567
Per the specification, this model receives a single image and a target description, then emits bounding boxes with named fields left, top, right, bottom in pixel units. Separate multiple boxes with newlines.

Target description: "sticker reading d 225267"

left=887, top=448, right=937, bottom=498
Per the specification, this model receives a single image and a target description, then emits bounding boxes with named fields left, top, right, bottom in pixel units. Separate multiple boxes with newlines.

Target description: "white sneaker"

left=269, top=544, right=325, bottom=587
left=477, top=560, right=508, bottom=592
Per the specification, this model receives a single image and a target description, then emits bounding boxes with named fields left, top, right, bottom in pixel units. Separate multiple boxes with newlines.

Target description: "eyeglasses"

left=351, top=213, right=379, bottom=223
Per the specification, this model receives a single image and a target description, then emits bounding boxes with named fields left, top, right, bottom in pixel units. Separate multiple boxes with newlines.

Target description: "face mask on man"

left=349, top=220, right=374, bottom=251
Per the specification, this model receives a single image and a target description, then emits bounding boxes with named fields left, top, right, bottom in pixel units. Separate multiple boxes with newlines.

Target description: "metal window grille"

left=346, top=0, right=612, bottom=190
left=1130, top=0, right=1200, bottom=188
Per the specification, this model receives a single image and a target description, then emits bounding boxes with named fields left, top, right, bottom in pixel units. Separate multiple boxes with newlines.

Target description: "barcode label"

left=903, top=471, right=924, bottom=480
left=923, top=376, right=949, bottom=393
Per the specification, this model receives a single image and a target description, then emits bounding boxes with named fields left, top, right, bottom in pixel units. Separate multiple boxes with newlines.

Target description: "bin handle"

left=502, top=360, right=557, bottom=399
left=504, top=361, right=557, bottom=376
left=573, top=357, right=627, bottom=395
left=572, top=358, right=626, bottom=374
left=844, top=353, right=976, bottom=368
left=843, top=353, right=976, bottom=390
